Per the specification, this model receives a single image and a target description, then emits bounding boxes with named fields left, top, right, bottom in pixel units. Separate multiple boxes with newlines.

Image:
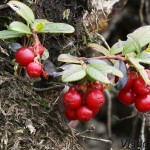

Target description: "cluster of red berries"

left=118, top=69, right=150, bottom=112
left=62, top=82, right=105, bottom=122
left=15, top=44, right=46, bottom=78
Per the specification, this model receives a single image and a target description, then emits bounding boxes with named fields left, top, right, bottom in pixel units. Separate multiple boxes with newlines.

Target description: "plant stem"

left=78, top=54, right=125, bottom=61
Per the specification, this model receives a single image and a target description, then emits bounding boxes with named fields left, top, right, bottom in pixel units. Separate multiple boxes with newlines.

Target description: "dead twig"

left=139, top=0, right=145, bottom=25
left=139, top=116, right=146, bottom=150
left=33, top=85, right=64, bottom=92
left=77, top=134, right=112, bottom=144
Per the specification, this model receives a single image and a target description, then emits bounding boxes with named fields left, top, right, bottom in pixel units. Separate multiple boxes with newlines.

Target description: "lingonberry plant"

left=62, top=82, right=105, bottom=121
left=57, top=26, right=150, bottom=121
left=1, top=1, right=150, bottom=122
left=0, top=1, right=74, bottom=78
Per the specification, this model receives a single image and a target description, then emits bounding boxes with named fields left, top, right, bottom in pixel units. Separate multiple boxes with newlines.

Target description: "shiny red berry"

left=15, top=47, right=35, bottom=66
left=133, top=76, right=150, bottom=95
left=26, top=62, right=42, bottom=78
left=85, top=89, right=105, bottom=109
left=118, top=89, right=136, bottom=106
left=135, top=94, right=150, bottom=112
left=42, top=71, right=49, bottom=79
left=65, top=108, right=77, bottom=120
left=88, top=81, right=104, bottom=92
left=38, top=44, right=45, bottom=57
left=91, top=107, right=100, bottom=116
left=77, top=106, right=93, bottom=122
left=62, top=91, right=82, bottom=110
left=123, top=72, right=134, bottom=90
left=69, top=85, right=78, bottom=91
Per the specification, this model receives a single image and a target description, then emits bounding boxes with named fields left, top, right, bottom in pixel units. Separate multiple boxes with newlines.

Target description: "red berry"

left=91, top=107, right=100, bottom=116
left=135, top=94, right=150, bottom=112
left=85, top=89, right=105, bottom=109
left=77, top=106, right=93, bottom=122
left=26, top=62, right=42, bottom=78
left=69, top=85, right=78, bottom=91
left=65, top=108, right=77, bottom=120
left=88, top=81, right=104, bottom=92
left=118, top=89, right=136, bottom=106
left=133, top=76, right=150, bottom=95
left=15, top=47, right=35, bottom=66
left=123, top=72, right=134, bottom=90
left=62, top=91, right=82, bottom=110
left=38, top=44, right=45, bottom=57
left=42, top=71, right=49, bottom=79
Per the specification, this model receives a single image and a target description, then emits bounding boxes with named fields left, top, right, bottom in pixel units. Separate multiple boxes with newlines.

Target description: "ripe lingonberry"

left=69, top=85, right=78, bottom=91
left=26, top=62, right=42, bottom=78
left=135, top=94, right=150, bottom=112
left=133, top=76, right=150, bottom=95
left=88, top=81, right=104, bottom=92
left=15, top=47, right=35, bottom=66
left=85, top=89, right=105, bottom=109
left=91, top=107, right=100, bottom=116
left=118, top=89, right=136, bottom=106
left=42, top=71, right=49, bottom=79
left=62, top=91, right=82, bottom=110
left=38, top=44, right=44, bottom=57
left=123, top=72, right=134, bottom=90
left=65, top=108, right=77, bottom=120
left=77, top=106, right=93, bottom=122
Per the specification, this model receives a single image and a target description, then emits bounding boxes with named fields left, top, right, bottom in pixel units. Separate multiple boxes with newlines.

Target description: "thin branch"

left=139, top=0, right=145, bottom=25
left=113, top=113, right=138, bottom=121
left=77, top=135, right=112, bottom=144
left=105, top=89, right=112, bottom=140
left=33, top=85, right=64, bottom=92
left=140, top=117, right=146, bottom=150
left=96, top=33, right=110, bottom=50
left=78, top=54, right=125, bottom=61
left=0, top=4, right=9, bottom=10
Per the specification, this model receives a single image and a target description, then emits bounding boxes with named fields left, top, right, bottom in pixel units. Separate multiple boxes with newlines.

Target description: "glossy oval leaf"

left=114, top=60, right=128, bottom=90
left=86, top=64, right=110, bottom=84
left=40, top=22, right=75, bottom=33
left=8, top=43, right=22, bottom=52
left=87, top=43, right=110, bottom=56
left=58, top=54, right=80, bottom=63
left=123, top=26, right=150, bottom=54
left=128, top=57, right=150, bottom=84
left=9, top=21, right=31, bottom=34
left=86, top=63, right=123, bottom=84
left=41, top=48, right=49, bottom=60
left=62, top=65, right=86, bottom=82
left=110, top=41, right=125, bottom=55
left=32, top=19, right=49, bottom=32
left=8, top=1, right=35, bottom=24
left=0, top=30, right=24, bottom=39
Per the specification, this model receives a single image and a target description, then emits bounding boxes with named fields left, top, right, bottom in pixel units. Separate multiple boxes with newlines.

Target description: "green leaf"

left=32, top=19, right=49, bottom=32
left=87, top=43, right=110, bottom=56
left=0, top=30, right=24, bottom=39
left=40, top=22, right=75, bottom=33
left=9, top=21, right=31, bottom=34
left=138, top=51, right=150, bottom=59
left=87, top=43, right=114, bottom=64
left=128, top=57, right=150, bottom=84
left=58, top=54, right=80, bottom=63
left=8, top=1, right=35, bottom=24
left=41, top=48, right=49, bottom=60
left=86, top=63, right=123, bottom=84
left=62, top=65, right=86, bottom=82
left=110, top=41, right=125, bottom=55
left=123, top=26, right=150, bottom=54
